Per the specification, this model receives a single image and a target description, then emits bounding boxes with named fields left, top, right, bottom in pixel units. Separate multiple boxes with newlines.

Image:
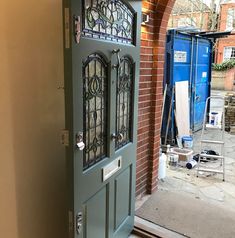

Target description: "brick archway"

left=136, top=0, right=176, bottom=196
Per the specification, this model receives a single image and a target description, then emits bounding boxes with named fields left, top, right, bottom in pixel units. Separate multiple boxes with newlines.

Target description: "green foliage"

left=212, top=59, right=235, bottom=71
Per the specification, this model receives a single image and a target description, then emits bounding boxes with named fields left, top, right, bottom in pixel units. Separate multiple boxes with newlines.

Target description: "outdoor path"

left=136, top=188, right=235, bottom=238
left=136, top=128, right=235, bottom=237
left=136, top=90, right=235, bottom=238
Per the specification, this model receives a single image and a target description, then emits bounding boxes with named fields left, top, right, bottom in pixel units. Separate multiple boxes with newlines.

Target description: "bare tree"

left=169, top=0, right=223, bottom=31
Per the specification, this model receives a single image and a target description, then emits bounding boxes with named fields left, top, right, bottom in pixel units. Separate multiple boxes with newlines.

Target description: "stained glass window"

left=115, top=56, right=133, bottom=150
left=83, top=0, right=135, bottom=44
left=83, top=53, right=107, bottom=169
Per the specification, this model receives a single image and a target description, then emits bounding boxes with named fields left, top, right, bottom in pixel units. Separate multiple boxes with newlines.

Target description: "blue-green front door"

left=63, top=1, right=141, bottom=238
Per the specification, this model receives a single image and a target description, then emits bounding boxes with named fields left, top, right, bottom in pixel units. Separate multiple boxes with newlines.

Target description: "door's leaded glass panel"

left=116, top=56, right=133, bottom=150
left=82, top=0, right=135, bottom=44
left=83, top=53, right=107, bottom=170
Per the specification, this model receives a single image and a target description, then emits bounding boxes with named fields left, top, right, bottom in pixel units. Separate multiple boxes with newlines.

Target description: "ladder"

left=196, top=96, right=225, bottom=181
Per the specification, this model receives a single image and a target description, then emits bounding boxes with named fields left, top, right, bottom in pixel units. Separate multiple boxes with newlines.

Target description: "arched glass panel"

left=83, top=53, right=108, bottom=170
left=115, top=56, right=133, bottom=150
left=83, top=0, right=135, bottom=44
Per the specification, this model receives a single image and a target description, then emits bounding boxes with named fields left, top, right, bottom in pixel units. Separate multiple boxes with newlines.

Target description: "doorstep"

left=132, top=216, right=188, bottom=238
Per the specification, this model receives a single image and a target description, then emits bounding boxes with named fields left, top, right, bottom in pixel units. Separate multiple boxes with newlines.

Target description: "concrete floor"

left=136, top=90, right=235, bottom=238
left=162, top=128, right=235, bottom=211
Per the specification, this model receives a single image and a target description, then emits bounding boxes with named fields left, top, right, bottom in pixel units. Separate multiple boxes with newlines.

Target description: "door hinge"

left=61, top=130, right=69, bottom=146
left=76, top=212, right=83, bottom=235
left=68, top=210, right=73, bottom=232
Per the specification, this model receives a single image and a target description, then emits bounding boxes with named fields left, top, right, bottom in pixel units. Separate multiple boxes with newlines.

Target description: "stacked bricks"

left=136, top=0, right=175, bottom=196
left=224, top=92, right=235, bottom=134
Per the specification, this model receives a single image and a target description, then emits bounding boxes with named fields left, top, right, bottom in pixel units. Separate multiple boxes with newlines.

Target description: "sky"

left=202, top=0, right=235, bottom=11
left=203, top=0, right=235, bottom=7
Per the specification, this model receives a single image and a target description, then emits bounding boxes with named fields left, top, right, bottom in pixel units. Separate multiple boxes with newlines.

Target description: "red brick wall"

left=216, top=37, right=235, bottom=63
left=218, top=3, right=235, bottom=32
left=136, top=0, right=175, bottom=196
left=215, top=3, right=235, bottom=63
left=225, top=67, right=235, bottom=91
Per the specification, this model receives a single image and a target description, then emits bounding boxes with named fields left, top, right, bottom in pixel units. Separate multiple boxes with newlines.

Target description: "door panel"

left=85, top=186, right=107, bottom=238
left=114, top=167, right=131, bottom=230
left=63, top=1, right=141, bottom=238
left=193, top=39, right=211, bottom=131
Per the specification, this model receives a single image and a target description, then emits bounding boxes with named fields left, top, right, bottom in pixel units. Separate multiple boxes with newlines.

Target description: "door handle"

left=195, top=95, right=200, bottom=101
left=112, top=49, right=121, bottom=70
left=111, top=133, right=124, bottom=142
left=76, top=132, right=85, bottom=150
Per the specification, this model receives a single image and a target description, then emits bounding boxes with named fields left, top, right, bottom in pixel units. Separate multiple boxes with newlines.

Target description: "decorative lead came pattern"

left=116, top=56, right=133, bottom=150
left=83, top=0, right=135, bottom=44
left=83, top=53, right=107, bottom=170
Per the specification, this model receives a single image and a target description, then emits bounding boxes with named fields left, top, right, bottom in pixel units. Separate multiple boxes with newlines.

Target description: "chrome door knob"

left=111, top=133, right=124, bottom=142
left=76, top=132, right=85, bottom=150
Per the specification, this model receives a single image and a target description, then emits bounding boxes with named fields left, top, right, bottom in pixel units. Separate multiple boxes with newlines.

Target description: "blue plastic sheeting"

left=162, top=30, right=211, bottom=144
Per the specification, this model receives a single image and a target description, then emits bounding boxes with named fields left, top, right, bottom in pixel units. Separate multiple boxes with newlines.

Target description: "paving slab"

left=215, top=182, right=235, bottom=198
left=199, top=186, right=224, bottom=201
left=136, top=190, right=235, bottom=238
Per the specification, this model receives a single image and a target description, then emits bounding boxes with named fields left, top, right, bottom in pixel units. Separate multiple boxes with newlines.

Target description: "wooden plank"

left=175, top=81, right=190, bottom=136
left=132, top=228, right=160, bottom=238
left=134, top=216, right=189, bottom=238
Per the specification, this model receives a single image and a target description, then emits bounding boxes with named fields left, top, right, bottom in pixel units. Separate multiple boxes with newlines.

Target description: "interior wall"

left=0, top=1, right=66, bottom=238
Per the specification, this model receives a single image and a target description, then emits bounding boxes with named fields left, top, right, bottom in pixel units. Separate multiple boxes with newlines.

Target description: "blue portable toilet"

left=161, top=29, right=212, bottom=145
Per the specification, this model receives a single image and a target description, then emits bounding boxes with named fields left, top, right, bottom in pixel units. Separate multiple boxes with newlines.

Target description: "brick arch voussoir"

left=136, top=0, right=176, bottom=196
left=146, top=0, right=176, bottom=194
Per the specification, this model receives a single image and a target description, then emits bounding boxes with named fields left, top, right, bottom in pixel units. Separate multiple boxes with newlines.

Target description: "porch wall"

left=136, top=0, right=175, bottom=196
left=0, top=1, right=66, bottom=238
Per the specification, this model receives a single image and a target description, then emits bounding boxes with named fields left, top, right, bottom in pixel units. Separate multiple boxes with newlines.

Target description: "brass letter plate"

left=103, top=157, right=122, bottom=181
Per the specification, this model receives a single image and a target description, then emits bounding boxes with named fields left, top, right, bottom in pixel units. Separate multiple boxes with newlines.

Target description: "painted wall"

left=0, top=1, right=67, bottom=238
left=212, top=68, right=235, bottom=91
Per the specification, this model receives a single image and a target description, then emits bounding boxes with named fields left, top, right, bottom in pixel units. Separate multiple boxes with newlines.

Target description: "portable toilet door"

left=162, top=30, right=193, bottom=143
left=191, top=36, right=212, bottom=131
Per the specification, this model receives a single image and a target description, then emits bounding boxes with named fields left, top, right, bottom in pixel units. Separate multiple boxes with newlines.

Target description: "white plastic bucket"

left=158, top=153, right=167, bottom=179
left=209, top=112, right=221, bottom=126
left=182, top=136, right=193, bottom=149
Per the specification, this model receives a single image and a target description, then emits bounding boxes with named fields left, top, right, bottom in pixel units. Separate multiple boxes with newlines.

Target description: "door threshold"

left=133, top=216, right=188, bottom=238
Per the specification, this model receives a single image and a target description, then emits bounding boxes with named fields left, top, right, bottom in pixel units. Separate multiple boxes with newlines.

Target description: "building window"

left=223, top=47, right=235, bottom=61
left=226, top=8, right=235, bottom=30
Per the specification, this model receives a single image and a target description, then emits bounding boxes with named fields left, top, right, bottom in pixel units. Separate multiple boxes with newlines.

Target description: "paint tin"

left=186, top=159, right=197, bottom=169
left=168, top=154, right=179, bottom=166
left=209, top=112, right=218, bottom=125
left=182, top=136, right=193, bottom=149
